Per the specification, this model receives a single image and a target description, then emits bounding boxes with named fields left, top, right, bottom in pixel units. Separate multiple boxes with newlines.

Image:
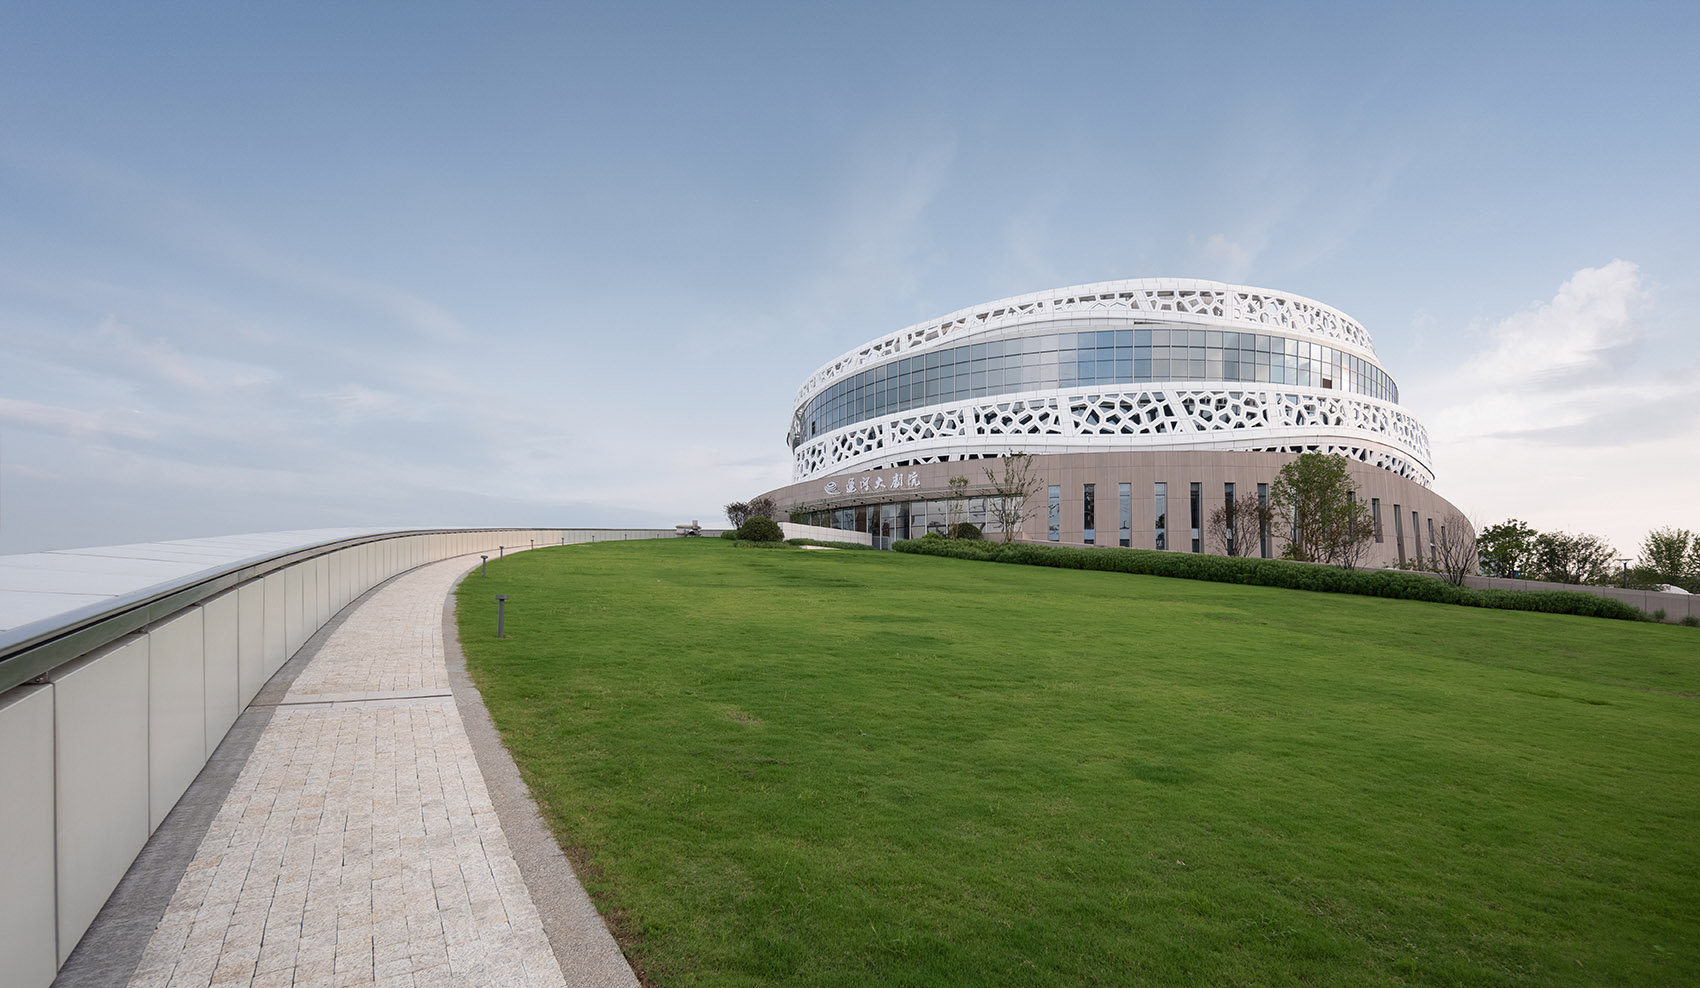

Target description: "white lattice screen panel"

left=794, top=279, right=1380, bottom=409
left=793, top=387, right=1433, bottom=485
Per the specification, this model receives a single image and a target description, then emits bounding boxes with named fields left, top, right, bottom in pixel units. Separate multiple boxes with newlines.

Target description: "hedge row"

left=892, top=539, right=1647, bottom=622
left=785, top=538, right=875, bottom=550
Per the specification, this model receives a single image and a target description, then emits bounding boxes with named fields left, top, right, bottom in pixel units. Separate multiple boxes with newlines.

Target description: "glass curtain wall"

left=798, top=328, right=1399, bottom=441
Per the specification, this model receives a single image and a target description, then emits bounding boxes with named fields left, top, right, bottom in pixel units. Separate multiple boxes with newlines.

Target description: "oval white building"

left=760, top=278, right=1465, bottom=564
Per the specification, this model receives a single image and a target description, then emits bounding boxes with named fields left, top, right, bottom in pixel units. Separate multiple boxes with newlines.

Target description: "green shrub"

left=1653, top=608, right=1667, bottom=622
left=921, top=532, right=945, bottom=541
left=736, top=516, right=785, bottom=543
left=950, top=522, right=985, bottom=541
left=719, top=530, right=738, bottom=540
left=1682, top=615, right=1699, bottom=628
left=733, top=539, right=795, bottom=549
left=891, top=539, right=1646, bottom=622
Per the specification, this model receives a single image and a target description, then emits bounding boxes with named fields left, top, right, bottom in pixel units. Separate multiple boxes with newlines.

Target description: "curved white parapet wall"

left=787, top=279, right=1434, bottom=485
left=0, top=526, right=680, bottom=988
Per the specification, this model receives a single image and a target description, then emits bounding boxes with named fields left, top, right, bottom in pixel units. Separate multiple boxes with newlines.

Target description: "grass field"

left=455, top=539, right=1699, bottom=987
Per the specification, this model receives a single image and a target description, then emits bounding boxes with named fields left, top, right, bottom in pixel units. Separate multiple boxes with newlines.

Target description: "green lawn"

left=455, top=539, right=1700, bottom=987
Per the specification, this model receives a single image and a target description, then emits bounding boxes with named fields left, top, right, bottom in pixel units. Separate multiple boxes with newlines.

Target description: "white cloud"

left=0, top=397, right=156, bottom=440
left=1198, top=233, right=1251, bottom=276
left=1411, top=260, right=1699, bottom=552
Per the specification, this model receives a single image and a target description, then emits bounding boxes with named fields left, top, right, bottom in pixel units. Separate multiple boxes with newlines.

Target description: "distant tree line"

left=1476, top=521, right=1699, bottom=591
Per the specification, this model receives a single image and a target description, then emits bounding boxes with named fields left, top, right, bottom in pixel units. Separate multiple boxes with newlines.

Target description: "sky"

left=1, top=1, right=1696, bottom=557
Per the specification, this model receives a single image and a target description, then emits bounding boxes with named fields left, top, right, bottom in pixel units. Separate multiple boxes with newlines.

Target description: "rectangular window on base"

left=1118, top=482, right=1131, bottom=547
left=1048, top=486, right=1061, bottom=542
left=1257, top=483, right=1270, bottom=558
left=1190, top=482, right=1202, bottom=553
left=1372, top=498, right=1383, bottom=543
left=1083, top=483, right=1096, bottom=545
left=1393, top=504, right=1405, bottom=565
left=1224, top=482, right=1236, bottom=555
left=1154, top=482, right=1167, bottom=550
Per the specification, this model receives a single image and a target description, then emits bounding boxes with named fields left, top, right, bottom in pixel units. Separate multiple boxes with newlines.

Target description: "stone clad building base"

left=758, top=450, right=1467, bottom=568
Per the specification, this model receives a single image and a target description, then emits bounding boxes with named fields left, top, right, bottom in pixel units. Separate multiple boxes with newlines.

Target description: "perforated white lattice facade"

left=794, top=278, right=1377, bottom=410
left=789, top=279, right=1436, bottom=485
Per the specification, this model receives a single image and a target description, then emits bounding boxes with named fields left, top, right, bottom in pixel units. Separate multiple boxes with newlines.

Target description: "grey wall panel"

left=51, top=637, right=150, bottom=966
left=314, top=555, right=330, bottom=631
left=0, top=684, right=57, bottom=988
left=237, top=581, right=265, bottom=707
left=201, top=590, right=240, bottom=756
left=262, top=571, right=286, bottom=677
left=300, top=561, right=318, bottom=640
left=328, top=550, right=345, bottom=611
left=148, top=608, right=206, bottom=833
left=284, top=564, right=304, bottom=658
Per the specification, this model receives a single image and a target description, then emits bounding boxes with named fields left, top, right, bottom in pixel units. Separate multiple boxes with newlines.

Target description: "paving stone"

left=123, top=557, right=584, bottom=987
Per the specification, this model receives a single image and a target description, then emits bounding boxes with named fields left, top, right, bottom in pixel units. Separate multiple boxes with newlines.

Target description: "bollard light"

left=499, top=545, right=505, bottom=558
left=495, top=594, right=508, bottom=638
left=481, top=555, right=488, bottom=578
left=530, top=539, right=535, bottom=551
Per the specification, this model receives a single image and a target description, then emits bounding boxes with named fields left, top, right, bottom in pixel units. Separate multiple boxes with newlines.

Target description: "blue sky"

left=2, top=1, right=1696, bottom=556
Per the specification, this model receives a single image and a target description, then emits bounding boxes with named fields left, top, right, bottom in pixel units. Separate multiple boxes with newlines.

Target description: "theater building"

left=755, top=278, right=1465, bottom=564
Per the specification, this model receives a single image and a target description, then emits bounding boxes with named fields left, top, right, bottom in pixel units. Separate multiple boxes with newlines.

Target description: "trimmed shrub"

left=950, top=522, right=985, bottom=541
left=719, top=530, right=738, bottom=540
left=1682, top=615, right=1699, bottom=628
left=736, top=516, right=785, bottom=543
left=891, top=539, right=1646, bottom=622
left=921, top=532, right=945, bottom=541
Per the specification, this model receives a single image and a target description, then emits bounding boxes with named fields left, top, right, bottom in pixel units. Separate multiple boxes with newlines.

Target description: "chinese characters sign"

left=824, top=470, right=921, bottom=496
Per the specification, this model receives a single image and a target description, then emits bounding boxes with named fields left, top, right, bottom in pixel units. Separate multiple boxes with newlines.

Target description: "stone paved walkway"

left=121, top=556, right=633, bottom=988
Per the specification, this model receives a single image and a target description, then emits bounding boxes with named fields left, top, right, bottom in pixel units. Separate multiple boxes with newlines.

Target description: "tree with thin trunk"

left=1268, top=453, right=1372, bottom=567
left=983, top=452, right=1044, bottom=544
left=1430, top=511, right=1480, bottom=586
left=944, top=476, right=969, bottom=538
left=724, top=501, right=750, bottom=528
left=1207, top=496, right=1267, bottom=557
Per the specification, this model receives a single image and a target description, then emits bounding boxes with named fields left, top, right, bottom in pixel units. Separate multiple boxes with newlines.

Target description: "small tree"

left=1638, top=527, right=1698, bottom=591
left=724, top=501, right=751, bottom=528
left=1268, top=453, right=1372, bottom=567
left=1532, top=531, right=1616, bottom=584
left=1430, top=511, right=1480, bottom=586
left=983, top=452, right=1045, bottom=544
left=944, top=476, right=970, bottom=538
left=747, top=495, right=779, bottom=521
left=1207, top=495, right=1268, bottom=557
left=1477, top=519, right=1537, bottom=578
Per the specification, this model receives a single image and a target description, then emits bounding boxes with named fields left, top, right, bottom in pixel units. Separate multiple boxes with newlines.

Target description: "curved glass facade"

left=796, top=327, right=1398, bottom=446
